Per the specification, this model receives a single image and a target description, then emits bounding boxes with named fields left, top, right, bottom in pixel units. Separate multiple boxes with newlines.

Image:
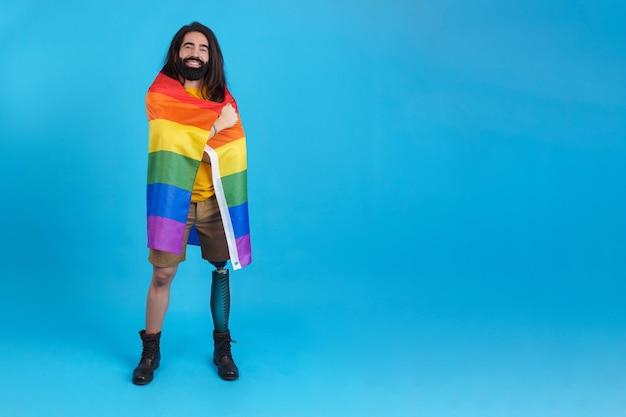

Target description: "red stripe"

left=148, top=72, right=236, bottom=111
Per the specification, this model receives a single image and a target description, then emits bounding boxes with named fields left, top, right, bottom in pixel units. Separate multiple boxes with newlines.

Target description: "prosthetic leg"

left=210, top=261, right=239, bottom=380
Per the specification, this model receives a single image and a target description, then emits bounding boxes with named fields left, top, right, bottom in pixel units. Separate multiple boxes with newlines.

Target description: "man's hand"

left=213, top=103, right=238, bottom=134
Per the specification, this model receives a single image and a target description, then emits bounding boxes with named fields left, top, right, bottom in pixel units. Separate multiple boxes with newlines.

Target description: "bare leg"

left=145, top=265, right=178, bottom=334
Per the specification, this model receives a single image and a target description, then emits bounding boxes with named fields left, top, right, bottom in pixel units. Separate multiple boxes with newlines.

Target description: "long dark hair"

left=162, top=22, right=226, bottom=102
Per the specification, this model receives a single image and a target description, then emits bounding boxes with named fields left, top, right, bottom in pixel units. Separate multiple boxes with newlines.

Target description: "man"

left=133, top=22, right=252, bottom=385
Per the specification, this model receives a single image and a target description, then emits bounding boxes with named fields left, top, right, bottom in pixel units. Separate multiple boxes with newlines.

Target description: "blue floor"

left=1, top=254, right=625, bottom=416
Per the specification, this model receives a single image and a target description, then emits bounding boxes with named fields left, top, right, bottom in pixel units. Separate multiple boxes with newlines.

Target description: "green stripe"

left=221, top=170, right=248, bottom=207
left=148, top=151, right=200, bottom=191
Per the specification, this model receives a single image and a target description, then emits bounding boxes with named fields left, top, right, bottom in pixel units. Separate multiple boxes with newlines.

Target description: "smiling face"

left=176, top=31, right=210, bottom=83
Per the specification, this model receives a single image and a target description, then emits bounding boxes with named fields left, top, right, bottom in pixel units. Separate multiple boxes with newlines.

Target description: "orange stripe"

left=208, top=119, right=246, bottom=149
left=147, top=91, right=219, bottom=131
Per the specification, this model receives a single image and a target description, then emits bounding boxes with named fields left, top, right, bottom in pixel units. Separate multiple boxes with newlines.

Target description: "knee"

left=152, top=267, right=176, bottom=287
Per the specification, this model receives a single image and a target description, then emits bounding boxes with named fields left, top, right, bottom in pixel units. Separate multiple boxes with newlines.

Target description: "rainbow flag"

left=145, top=72, right=251, bottom=269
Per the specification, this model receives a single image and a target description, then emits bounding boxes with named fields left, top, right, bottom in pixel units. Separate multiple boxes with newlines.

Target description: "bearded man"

left=132, top=21, right=252, bottom=385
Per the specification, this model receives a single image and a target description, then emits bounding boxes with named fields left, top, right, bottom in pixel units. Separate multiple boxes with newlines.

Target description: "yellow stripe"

left=214, top=137, right=247, bottom=177
left=149, top=119, right=210, bottom=160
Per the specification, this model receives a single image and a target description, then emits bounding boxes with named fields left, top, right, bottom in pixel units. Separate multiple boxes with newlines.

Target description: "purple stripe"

left=235, top=234, right=251, bottom=267
left=147, top=215, right=185, bottom=255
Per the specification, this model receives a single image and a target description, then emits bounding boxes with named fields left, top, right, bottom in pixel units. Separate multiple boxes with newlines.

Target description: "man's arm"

left=202, top=103, right=239, bottom=163
left=210, top=103, right=238, bottom=139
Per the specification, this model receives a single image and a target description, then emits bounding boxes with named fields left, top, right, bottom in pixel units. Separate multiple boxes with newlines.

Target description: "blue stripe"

left=228, top=202, right=250, bottom=238
left=147, top=183, right=191, bottom=223
left=188, top=225, right=200, bottom=246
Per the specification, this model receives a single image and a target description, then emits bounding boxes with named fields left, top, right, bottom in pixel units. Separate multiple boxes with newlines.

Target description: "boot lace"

left=141, top=340, right=159, bottom=361
left=216, top=338, right=237, bottom=359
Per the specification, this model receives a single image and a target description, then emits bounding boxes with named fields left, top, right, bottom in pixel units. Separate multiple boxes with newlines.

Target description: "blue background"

left=1, top=1, right=625, bottom=416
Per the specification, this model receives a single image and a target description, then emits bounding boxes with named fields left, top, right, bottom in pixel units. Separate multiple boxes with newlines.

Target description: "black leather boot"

left=132, top=330, right=161, bottom=385
left=213, top=330, right=239, bottom=380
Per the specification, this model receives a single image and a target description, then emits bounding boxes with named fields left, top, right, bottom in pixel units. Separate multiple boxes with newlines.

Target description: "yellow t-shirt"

left=185, top=87, right=215, bottom=202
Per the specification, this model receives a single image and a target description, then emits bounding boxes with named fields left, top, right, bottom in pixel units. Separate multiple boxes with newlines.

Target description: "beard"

left=176, top=57, right=209, bottom=81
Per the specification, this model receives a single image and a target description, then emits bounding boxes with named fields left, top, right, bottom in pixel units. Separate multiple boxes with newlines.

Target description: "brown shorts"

left=149, top=195, right=229, bottom=268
